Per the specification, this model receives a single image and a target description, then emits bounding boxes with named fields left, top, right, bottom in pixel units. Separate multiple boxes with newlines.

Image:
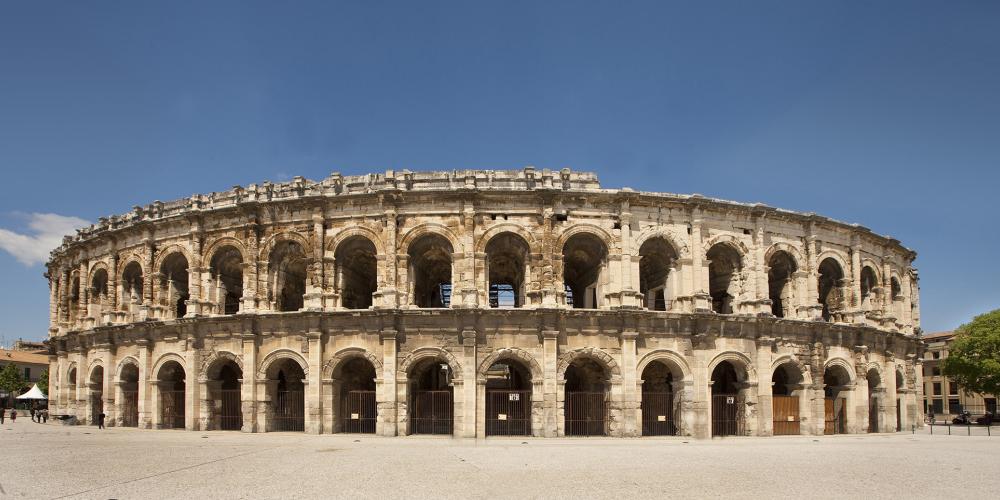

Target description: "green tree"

left=0, top=363, right=26, bottom=408
left=941, top=309, right=1000, bottom=396
left=37, top=368, right=49, bottom=395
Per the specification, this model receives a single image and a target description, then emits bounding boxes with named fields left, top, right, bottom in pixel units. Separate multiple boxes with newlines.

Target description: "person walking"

left=0, top=407, right=5, bottom=424
left=97, top=411, right=106, bottom=430
left=42, top=409, right=48, bottom=424
left=10, top=408, right=16, bottom=423
left=30, top=406, right=36, bottom=423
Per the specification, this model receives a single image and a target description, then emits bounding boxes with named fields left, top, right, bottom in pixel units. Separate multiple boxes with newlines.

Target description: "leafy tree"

left=38, top=368, right=49, bottom=395
left=0, top=363, right=26, bottom=408
left=941, top=309, right=1000, bottom=396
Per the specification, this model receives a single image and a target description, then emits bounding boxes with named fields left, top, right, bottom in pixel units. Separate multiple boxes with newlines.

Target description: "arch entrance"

left=408, top=359, right=454, bottom=435
left=266, top=359, right=305, bottom=432
left=88, top=366, right=104, bottom=426
left=564, top=358, right=609, bottom=436
left=771, top=363, right=805, bottom=435
left=119, top=363, right=139, bottom=427
left=710, top=361, right=747, bottom=436
left=868, top=369, right=882, bottom=433
left=157, top=361, right=186, bottom=429
left=823, top=365, right=851, bottom=434
left=337, top=358, right=377, bottom=434
left=640, top=361, right=679, bottom=436
left=207, top=360, right=243, bottom=431
left=484, top=360, right=532, bottom=436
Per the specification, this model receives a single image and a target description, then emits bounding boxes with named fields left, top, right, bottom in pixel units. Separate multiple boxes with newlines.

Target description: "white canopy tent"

left=16, top=384, right=48, bottom=400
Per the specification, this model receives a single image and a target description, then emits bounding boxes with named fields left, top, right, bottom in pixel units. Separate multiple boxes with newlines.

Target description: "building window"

left=948, top=398, right=961, bottom=414
left=932, top=352, right=940, bottom=359
left=986, top=398, right=997, bottom=415
left=24, top=367, right=30, bottom=379
left=932, top=382, right=942, bottom=396
left=932, top=366, right=941, bottom=376
left=948, top=383, right=959, bottom=396
left=932, top=399, right=943, bottom=414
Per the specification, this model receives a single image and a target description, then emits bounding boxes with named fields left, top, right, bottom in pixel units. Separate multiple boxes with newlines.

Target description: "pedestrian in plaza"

left=10, top=409, right=16, bottom=422
left=0, top=407, right=5, bottom=424
left=30, top=407, right=36, bottom=422
left=97, top=411, right=106, bottom=430
left=42, top=409, right=48, bottom=423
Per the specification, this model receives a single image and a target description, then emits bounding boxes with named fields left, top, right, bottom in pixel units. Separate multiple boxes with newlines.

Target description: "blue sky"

left=1, top=1, right=997, bottom=342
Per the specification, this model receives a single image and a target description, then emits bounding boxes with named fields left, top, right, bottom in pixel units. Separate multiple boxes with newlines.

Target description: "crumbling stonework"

left=45, top=168, right=924, bottom=438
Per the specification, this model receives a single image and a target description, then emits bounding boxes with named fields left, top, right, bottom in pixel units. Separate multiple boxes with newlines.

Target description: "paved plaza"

left=2, top=422, right=997, bottom=499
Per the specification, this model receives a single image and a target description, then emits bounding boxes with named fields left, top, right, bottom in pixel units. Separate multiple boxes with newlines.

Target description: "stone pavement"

left=1, top=422, right=997, bottom=499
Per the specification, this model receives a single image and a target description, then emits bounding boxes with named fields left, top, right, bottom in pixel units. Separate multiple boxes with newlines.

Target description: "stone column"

left=801, top=231, right=822, bottom=319
left=101, top=347, right=115, bottom=427
left=752, top=224, right=768, bottom=315
left=185, top=348, right=200, bottom=430
left=689, top=212, right=711, bottom=311
left=620, top=330, right=639, bottom=437
left=380, top=328, right=399, bottom=436
left=460, top=328, right=477, bottom=437
left=306, top=329, right=323, bottom=434
left=902, top=273, right=913, bottom=334
left=137, top=339, right=151, bottom=428
left=542, top=329, right=559, bottom=437
left=241, top=331, right=257, bottom=432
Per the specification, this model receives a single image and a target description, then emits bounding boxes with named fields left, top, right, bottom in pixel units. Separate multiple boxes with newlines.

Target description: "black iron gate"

left=342, top=390, right=376, bottom=434
left=120, top=390, right=138, bottom=427
left=160, top=390, right=185, bottom=429
left=896, top=398, right=902, bottom=431
left=90, top=392, right=104, bottom=425
left=274, top=390, right=305, bottom=432
left=869, top=397, right=879, bottom=433
left=219, top=389, right=243, bottom=431
left=410, top=390, right=452, bottom=435
left=641, top=391, right=677, bottom=436
left=711, top=394, right=745, bottom=437
left=565, top=391, right=606, bottom=436
left=486, top=390, right=531, bottom=436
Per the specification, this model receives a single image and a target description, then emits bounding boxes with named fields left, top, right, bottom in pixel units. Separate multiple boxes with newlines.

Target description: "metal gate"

left=869, top=397, right=879, bottom=433
left=772, top=395, right=800, bottom=435
left=410, top=390, right=452, bottom=435
left=565, top=391, right=606, bottom=436
left=486, top=390, right=531, bottom=436
left=342, top=390, right=376, bottom=434
left=120, top=390, right=138, bottom=427
left=824, top=398, right=846, bottom=434
left=219, top=389, right=243, bottom=431
left=273, top=390, right=304, bottom=432
left=711, top=394, right=745, bottom=436
left=160, top=390, right=185, bottom=429
left=641, top=391, right=677, bottom=436
left=90, top=392, right=104, bottom=425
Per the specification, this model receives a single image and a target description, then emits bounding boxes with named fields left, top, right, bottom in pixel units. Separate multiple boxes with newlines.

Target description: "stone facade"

left=45, top=168, right=924, bottom=438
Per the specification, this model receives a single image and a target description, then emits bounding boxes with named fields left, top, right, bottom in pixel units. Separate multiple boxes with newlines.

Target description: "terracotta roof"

left=921, top=331, right=955, bottom=340
left=0, top=349, right=49, bottom=365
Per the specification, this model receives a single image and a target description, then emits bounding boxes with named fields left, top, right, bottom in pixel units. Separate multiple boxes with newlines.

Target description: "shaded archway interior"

left=209, top=245, right=244, bottom=315
left=408, top=358, right=454, bottom=434
left=408, top=235, right=453, bottom=308
left=562, top=233, right=607, bottom=309
left=708, top=244, right=742, bottom=314
left=485, top=233, right=530, bottom=308
left=639, top=237, right=677, bottom=311
left=767, top=251, right=796, bottom=318
left=159, top=252, right=190, bottom=318
left=335, top=236, right=378, bottom=310
left=564, top=357, right=609, bottom=436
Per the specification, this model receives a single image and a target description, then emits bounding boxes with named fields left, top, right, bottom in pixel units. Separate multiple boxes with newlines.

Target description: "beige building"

left=0, top=348, right=49, bottom=404
left=921, top=330, right=997, bottom=419
left=44, top=168, right=924, bottom=438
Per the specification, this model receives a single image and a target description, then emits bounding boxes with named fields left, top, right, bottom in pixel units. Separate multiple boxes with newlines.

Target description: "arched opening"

left=335, top=236, right=378, bottom=310
left=564, top=358, right=609, bottom=436
left=896, top=368, right=905, bottom=431
left=707, top=244, right=742, bottom=314
left=711, top=361, right=747, bottom=436
left=88, top=366, right=104, bottom=426
left=640, top=361, right=681, bottom=436
left=270, top=241, right=308, bottom=312
left=771, top=363, right=805, bottom=435
left=159, top=253, right=189, bottom=319
left=69, top=273, right=82, bottom=323
left=209, top=245, right=244, bottom=315
left=121, top=261, right=144, bottom=307
left=408, top=235, right=453, bottom=308
left=408, top=358, right=454, bottom=435
left=823, top=365, right=851, bottom=434
left=157, top=361, right=186, bottom=429
left=119, top=363, right=139, bottom=427
left=266, top=358, right=305, bottom=432
left=90, top=269, right=109, bottom=317
left=890, top=277, right=902, bottom=319
left=639, top=237, right=677, bottom=311
left=67, top=367, right=77, bottom=405
left=818, top=258, right=845, bottom=322
left=337, top=357, right=377, bottom=434
left=562, top=233, right=608, bottom=309
left=485, top=233, right=530, bottom=308
left=485, top=359, right=532, bottom=436
left=859, top=266, right=879, bottom=312
left=767, top=251, right=797, bottom=318
left=207, top=360, right=243, bottom=431
left=868, top=369, right=882, bottom=433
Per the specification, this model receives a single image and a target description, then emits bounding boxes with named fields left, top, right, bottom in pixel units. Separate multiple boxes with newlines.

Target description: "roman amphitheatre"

left=44, top=168, right=922, bottom=438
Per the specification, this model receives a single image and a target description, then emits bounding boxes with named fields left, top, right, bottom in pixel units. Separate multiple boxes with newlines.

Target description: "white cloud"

left=0, top=213, right=90, bottom=267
